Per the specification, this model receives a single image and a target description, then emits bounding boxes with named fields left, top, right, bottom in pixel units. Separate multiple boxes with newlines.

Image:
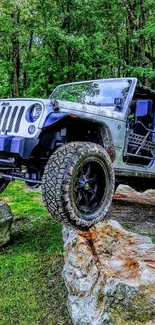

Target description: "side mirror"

left=114, top=98, right=123, bottom=109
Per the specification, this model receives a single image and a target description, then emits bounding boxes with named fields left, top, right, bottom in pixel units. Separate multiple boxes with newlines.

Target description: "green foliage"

left=0, top=0, right=155, bottom=97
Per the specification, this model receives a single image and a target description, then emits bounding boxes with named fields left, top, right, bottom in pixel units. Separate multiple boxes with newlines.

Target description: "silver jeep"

left=0, top=77, right=155, bottom=228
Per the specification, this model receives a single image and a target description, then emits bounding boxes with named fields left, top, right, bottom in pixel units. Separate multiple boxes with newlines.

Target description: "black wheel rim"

left=73, top=158, right=108, bottom=214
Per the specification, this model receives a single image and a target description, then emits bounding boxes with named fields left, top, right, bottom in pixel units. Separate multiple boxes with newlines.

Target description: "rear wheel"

left=42, top=142, right=115, bottom=229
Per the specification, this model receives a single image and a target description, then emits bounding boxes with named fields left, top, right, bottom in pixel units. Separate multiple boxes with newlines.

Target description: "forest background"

left=0, top=0, right=155, bottom=99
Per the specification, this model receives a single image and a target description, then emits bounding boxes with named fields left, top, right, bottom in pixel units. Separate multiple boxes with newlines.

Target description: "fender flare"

left=97, top=123, right=115, bottom=162
left=43, top=112, right=69, bottom=128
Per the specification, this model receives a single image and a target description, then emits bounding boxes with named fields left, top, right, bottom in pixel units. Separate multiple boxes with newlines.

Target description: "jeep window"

left=50, top=80, right=132, bottom=108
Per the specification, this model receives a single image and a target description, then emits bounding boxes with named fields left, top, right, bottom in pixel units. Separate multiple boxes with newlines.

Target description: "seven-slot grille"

left=0, top=105, right=25, bottom=133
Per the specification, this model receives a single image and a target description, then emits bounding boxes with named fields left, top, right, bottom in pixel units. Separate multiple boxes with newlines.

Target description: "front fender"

left=43, top=112, right=69, bottom=128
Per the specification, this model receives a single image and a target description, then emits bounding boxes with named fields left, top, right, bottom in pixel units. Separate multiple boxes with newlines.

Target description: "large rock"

left=115, top=185, right=155, bottom=205
left=0, top=203, right=13, bottom=247
left=62, top=220, right=155, bottom=325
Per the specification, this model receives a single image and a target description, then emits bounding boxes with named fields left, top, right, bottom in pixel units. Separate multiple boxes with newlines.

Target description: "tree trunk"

left=139, top=0, right=147, bottom=85
left=23, top=29, right=34, bottom=92
left=11, top=10, right=20, bottom=97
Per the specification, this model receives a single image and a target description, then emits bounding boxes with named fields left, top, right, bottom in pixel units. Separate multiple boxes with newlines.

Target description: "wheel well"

left=38, top=117, right=115, bottom=162
left=66, top=119, right=115, bottom=161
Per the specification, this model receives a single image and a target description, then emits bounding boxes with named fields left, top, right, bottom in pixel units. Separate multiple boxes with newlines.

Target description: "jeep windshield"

left=50, top=79, right=132, bottom=107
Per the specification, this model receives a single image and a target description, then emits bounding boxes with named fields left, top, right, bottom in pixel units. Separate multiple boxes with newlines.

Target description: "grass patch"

left=0, top=181, right=72, bottom=325
left=0, top=181, right=48, bottom=218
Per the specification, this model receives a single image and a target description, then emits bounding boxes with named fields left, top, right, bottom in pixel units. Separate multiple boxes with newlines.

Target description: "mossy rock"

left=0, top=203, right=13, bottom=247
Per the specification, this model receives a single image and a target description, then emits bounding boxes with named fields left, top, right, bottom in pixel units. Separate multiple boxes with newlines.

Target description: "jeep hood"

left=57, top=100, right=124, bottom=120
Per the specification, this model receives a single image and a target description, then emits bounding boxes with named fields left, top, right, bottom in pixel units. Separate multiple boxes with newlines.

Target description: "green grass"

left=0, top=181, right=72, bottom=325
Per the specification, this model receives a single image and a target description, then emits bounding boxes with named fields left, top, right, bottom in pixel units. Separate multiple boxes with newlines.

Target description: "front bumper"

left=0, top=136, right=39, bottom=159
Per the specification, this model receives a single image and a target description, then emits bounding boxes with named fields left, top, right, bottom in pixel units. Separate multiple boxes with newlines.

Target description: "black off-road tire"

left=0, top=179, right=9, bottom=194
left=42, top=142, right=115, bottom=229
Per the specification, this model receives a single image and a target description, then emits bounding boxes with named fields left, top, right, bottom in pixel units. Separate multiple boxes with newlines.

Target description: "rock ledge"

left=63, top=220, right=155, bottom=325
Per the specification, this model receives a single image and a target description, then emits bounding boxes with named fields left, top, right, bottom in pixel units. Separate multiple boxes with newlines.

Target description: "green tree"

left=0, top=0, right=155, bottom=98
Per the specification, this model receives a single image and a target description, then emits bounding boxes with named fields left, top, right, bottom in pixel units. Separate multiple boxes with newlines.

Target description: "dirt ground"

left=107, top=187, right=155, bottom=239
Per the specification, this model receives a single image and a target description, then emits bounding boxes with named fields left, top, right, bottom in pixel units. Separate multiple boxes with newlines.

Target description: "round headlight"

left=30, top=104, right=42, bottom=122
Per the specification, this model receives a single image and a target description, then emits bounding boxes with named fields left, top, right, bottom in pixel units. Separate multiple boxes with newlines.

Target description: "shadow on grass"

left=3, top=217, right=63, bottom=255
